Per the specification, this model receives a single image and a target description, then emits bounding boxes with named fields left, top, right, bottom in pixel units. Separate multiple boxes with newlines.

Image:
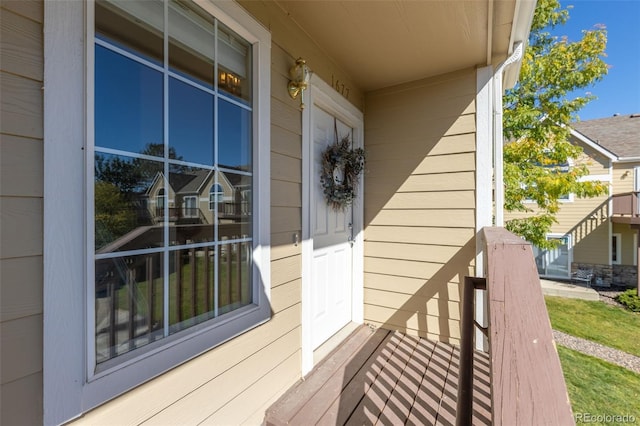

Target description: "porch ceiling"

left=273, top=0, right=520, bottom=91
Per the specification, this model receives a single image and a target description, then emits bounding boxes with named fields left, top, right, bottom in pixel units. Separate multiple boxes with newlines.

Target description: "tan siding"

left=0, top=314, right=42, bottom=384
left=1, top=0, right=43, bottom=24
left=139, top=327, right=300, bottom=425
left=270, top=231, right=301, bottom=260
left=364, top=225, right=474, bottom=246
left=0, top=3, right=44, bottom=424
left=0, top=256, right=42, bottom=322
left=367, top=209, right=475, bottom=228
left=0, top=71, right=43, bottom=139
left=573, top=222, right=610, bottom=265
left=613, top=162, right=640, bottom=194
left=271, top=152, right=301, bottom=183
left=0, top=134, right=43, bottom=197
left=270, top=278, right=302, bottom=313
left=271, top=180, right=301, bottom=207
left=364, top=273, right=461, bottom=302
left=363, top=68, right=477, bottom=342
left=271, top=254, right=302, bottom=287
left=200, top=350, right=301, bottom=425
left=75, top=305, right=301, bottom=425
left=0, top=372, right=42, bottom=426
left=364, top=305, right=461, bottom=341
left=1, top=7, right=43, bottom=80
left=614, top=223, right=639, bottom=266
left=0, top=196, right=43, bottom=258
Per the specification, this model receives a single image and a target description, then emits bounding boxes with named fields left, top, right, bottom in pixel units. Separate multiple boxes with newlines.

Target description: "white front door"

left=310, top=106, right=354, bottom=349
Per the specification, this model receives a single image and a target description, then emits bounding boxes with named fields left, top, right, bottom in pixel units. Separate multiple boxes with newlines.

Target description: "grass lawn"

left=545, top=296, right=640, bottom=357
left=558, top=346, right=640, bottom=425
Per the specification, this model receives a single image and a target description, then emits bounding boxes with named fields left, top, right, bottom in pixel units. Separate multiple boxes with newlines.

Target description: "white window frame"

left=43, top=1, right=271, bottom=424
left=612, top=233, right=622, bottom=265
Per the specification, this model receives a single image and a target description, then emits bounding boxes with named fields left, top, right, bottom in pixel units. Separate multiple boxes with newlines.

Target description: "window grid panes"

left=94, top=0, right=253, bottom=365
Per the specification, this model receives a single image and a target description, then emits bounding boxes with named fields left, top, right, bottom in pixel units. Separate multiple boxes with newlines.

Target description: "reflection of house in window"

left=210, top=183, right=223, bottom=210
left=183, top=196, right=198, bottom=218
left=156, top=188, right=165, bottom=214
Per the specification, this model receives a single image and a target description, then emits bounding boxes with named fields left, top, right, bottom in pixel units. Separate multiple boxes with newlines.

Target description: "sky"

left=549, top=0, right=640, bottom=121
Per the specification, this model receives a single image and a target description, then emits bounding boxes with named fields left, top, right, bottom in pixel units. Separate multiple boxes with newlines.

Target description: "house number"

left=331, top=75, right=350, bottom=100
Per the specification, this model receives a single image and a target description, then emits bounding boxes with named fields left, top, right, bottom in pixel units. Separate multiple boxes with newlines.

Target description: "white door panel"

left=310, top=106, right=353, bottom=349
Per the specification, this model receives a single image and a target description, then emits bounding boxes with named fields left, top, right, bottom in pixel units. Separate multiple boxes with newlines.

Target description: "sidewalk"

left=540, top=279, right=600, bottom=301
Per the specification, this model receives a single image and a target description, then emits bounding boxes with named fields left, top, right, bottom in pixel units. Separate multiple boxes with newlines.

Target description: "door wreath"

left=320, top=134, right=365, bottom=210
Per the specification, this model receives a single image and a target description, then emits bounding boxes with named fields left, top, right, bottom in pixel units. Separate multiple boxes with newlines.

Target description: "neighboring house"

left=505, top=114, right=640, bottom=288
left=0, top=1, right=537, bottom=424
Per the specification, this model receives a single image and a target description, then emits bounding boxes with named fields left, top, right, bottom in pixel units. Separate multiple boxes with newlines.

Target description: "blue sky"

left=549, top=0, right=640, bottom=121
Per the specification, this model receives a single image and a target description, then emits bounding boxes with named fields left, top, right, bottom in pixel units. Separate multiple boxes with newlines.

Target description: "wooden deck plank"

left=343, top=332, right=405, bottom=425
left=289, top=328, right=390, bottom=425
left=472, top=351, right=492, bottom=425
left=265, top=325, right=375, bottom=425
left=265, top=327, right=492, bottom=426
left=374, top=334, right=423, bottom=425
left=406, top=341, right=454, bottom=425
left=315, top=331, right=394, bottom=426
left=436, top=346, right=460, bottom=425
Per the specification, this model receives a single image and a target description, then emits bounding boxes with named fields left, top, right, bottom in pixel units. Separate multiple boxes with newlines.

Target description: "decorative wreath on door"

left=320, top=133, right=366, bottom=210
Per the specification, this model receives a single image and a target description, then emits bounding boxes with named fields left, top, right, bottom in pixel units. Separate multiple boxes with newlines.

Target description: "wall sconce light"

left=622, top=170, right=630, bottom=178
left=288, top=58, right=311, bottom=109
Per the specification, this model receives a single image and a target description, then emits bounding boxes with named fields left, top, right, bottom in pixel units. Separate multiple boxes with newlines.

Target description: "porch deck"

left=264, top=325, right=491, bottom=425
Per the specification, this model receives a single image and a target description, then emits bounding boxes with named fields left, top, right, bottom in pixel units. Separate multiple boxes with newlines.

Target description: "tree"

left=503, top=0, right=609, bottom=249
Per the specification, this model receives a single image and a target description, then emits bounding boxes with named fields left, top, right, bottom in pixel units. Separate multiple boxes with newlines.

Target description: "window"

left=43, top=1, right=270, bottom=422
left=182, top=195, right=199, bottom=218
left=532, top=234, right=572, bottom=278
left=523, top=159, right=574, bottom=204
left=210, top=183, right=224, bottom=210
left=93, top=0, right=261, bottom=365
left=612, top=233, right=622, bottom=265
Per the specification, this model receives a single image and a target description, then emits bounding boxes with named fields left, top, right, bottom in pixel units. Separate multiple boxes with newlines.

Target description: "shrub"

left=617, top=289, right=640, bottom=313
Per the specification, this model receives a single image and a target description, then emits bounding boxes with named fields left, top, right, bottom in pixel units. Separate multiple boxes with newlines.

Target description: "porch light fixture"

left=288, top=57, right=311, bottom=109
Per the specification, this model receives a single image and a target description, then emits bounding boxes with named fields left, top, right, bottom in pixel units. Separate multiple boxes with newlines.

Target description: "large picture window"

left=93, top=0, right=259, bottom=369
left=44, top=0, right=270, bottom=422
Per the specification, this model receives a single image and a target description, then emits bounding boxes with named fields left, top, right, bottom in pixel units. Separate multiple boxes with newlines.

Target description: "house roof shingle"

left=572, top=114, right=640, bottom=158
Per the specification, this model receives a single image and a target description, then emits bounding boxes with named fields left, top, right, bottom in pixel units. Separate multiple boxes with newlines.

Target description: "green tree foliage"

left=94, top=181, right=137, bottom=249
left=503, top=0, right=609, bottom=248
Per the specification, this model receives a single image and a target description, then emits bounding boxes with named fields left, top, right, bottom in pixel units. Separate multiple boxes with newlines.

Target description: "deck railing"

left=612, top=191, right=639, bottom=217
left=457, top=227, right=574, bottom=426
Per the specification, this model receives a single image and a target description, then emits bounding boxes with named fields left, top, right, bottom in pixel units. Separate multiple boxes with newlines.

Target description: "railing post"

left=456, top=276, right=487, bottom=426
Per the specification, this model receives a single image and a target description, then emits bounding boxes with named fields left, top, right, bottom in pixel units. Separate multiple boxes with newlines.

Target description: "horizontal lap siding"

left=0, top=2, right=44, bottom=425
left=613, top=162, right=640, bottom=194
left=363, top=69, right=477, bottom=345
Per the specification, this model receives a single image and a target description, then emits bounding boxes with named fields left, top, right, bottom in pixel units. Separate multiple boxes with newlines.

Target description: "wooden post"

left=190, top=248, right=196, bottom=318
left=146, top=255, right=153, bottom=338
left=204, top=246, right=210, bottom=313
left=483, top=227, right=574, bottom=426
left=175, top=250, right=182, bottom=321
left=128, top=266, right=135, bottom=350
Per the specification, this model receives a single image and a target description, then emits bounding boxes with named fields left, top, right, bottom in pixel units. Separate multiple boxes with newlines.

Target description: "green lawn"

left=545, top=296, right=640, bottom=357
left=558, top=346, right=640, bottom=425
